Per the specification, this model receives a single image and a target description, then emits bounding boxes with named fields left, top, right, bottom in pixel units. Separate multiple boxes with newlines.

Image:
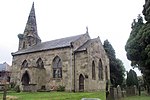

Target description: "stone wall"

left=72, top=33, right=90, bottom=50
left=87, top=38, right=109, bottom=91
left=11, top=35, right=110, bottom=92
left=11, top=47, right=73, bottom=91
left=74, top=38, right=110, bottom=91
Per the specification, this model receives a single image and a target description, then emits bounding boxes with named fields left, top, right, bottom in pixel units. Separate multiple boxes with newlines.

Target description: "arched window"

left=22, top=60, right=28, bottom=68
left=98, top=59, right=103, bottom=80
left=23, top=41, right=25, bottom=49
left=36, top=58, right=44, bottom=68
left=79, top=74, right=84, bottom=91
left=21, top=71, right=30, bottom=85
left=92, top=61, right=96, bottom=80
left=52, top=56, right=62, bottom=78
left=105, top=66, right=108, bottom=80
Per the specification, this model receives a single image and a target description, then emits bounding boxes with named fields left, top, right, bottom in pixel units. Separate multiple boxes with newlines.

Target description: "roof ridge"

left=41, top=33, right=86, bottom=44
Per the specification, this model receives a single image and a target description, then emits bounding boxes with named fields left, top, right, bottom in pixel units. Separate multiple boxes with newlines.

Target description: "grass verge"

left=0, top=91, right=105, bottom=100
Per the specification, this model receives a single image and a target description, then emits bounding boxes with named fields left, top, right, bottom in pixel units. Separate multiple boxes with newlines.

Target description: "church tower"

left=18, top=2, right=41, bottom=50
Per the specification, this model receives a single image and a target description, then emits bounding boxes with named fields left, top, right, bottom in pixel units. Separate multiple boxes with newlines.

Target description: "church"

left=11, top=3, right=110, bottom=92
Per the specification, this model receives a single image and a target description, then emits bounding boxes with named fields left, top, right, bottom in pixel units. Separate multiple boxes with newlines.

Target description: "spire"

left=23, top=2, right=41, bottom=41
left=18, top=2, right=41, bottom=50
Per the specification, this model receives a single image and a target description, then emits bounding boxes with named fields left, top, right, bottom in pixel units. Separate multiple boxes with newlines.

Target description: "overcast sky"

left=0, top=0, right=145, bottom=76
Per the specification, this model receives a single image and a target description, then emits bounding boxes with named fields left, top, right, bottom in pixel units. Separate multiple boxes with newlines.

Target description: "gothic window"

left=105, top=66, right=108, bottom=80
left=79, top=74, right=84, bottom=91
left=22, top=60, right=28, bottom=68
left=52, top=56, right=62, bottom=78
left=28, top=36, right=31, bottom=46
left=21, top=71, right=30, bottom=85
left=92, top=61, right=96, bottom=80
left=98, top=59, right=103, bottom=80
left=36, top=58, right=44, bottom=68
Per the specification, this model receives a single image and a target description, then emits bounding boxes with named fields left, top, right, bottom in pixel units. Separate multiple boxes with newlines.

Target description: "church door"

left=21, top=71, right=30, bottom=85
left=79, top=74, right=84, bottom=91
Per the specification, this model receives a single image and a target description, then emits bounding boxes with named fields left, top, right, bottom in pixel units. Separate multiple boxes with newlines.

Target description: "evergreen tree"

left=125, top=1, right=150, bottom=91
left=126, top=69, right=138, bottom=87
left=116, top=59, right=126, bottom=86
left=104, top=40, right=125, bottom=87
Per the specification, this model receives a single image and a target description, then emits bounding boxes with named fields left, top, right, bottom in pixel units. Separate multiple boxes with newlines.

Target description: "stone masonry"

left=11, top=2, right=110, bottom=92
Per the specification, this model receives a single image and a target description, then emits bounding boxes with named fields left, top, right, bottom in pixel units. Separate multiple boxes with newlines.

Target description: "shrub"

left=14, top=85, right=20, bottom=93
left=57, top=85, right=65, bottom=92
left=10, top=82, right=16, bottom=88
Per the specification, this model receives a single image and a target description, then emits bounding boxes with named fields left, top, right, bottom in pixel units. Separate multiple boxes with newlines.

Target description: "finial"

left=86, top=26, right=88, bottom=33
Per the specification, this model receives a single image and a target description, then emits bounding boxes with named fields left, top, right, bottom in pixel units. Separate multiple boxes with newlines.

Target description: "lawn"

left=0, top=91, right=105, bottom=100
left=121, top=91, right=150, bottom=100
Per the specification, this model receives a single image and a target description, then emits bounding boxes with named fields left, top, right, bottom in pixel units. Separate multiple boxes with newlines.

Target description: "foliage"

left=115, top=59, right=126, bottom=86
left=56, top=85, right=65, bottom=92
left=126, top=69, right=138, bottom=87
left=0, top=91, right=106, bottom=100
left=10, top=82, right=16, bottom=89
left=103, top=40, right=116, bottom=59
left=14, top=85, right=20, bottom=93
left=103, top=40, right=126, bottom=87
left=125, top=0, right=150, bottom=88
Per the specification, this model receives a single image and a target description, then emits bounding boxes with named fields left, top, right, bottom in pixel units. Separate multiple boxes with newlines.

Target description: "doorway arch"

left=79, top=74, right=84, bottom=91
left=21, top=71, right=30, bottom=85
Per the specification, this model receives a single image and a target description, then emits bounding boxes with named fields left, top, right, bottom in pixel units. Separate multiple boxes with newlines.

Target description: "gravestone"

left=117, top=85, right=122, bottom=100
left=107, top=87, right=117, bottom=100
left=126, top=85, right=137, bottom=96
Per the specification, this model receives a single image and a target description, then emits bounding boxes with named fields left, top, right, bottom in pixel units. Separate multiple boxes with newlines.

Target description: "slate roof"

left=76, top=38, right=98, bottom=52
left=0, top=64, right=6, bottom=71
left=0, top=63, right=10, bottom=71
left=12, top=33, right=86, bottom=56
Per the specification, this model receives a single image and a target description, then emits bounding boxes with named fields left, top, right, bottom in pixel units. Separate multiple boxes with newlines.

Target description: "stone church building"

left=11, top=3, right=110, bottom=92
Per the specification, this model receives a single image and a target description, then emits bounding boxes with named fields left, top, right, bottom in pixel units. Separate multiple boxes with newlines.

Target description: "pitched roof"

left=0, top=62, right=10, bottom=71
left=12, top=33, right=86, bottom=56
left=76, top=38, right=98, bottom=52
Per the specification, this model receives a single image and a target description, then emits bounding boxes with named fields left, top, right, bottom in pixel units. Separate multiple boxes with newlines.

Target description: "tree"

left=125, top=0, right=150, bottom=92
left=103, top=40, right=126, bottom=87
left=115, top=59, right=126, bottom=86
left=126, top=69, right=138, bottom=87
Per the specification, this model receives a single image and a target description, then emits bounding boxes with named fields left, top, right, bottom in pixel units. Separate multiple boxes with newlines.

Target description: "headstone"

left=108, top=87, right=117, bottom=100
left=133, top=85, right=137, bottom=95
left=117, top=85, right=122, bottom=100
left=126, top=86, right=137, bottom=96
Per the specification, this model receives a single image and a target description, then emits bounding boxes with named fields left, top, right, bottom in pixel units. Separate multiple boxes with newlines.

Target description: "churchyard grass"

left=0, top=91, right=105, bottom=100
left=121, top=91, right=150, bottom=100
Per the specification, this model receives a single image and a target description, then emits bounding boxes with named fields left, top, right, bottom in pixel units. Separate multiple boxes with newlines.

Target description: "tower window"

left=23, top=42, right=25, bottom=49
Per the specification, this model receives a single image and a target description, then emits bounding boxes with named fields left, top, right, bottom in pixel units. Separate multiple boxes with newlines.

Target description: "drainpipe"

left=70, top=42, right=76, bottom=92
left=70, top=46, right=73, bottom=92
left=73, top=51, right=76, bottom=92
